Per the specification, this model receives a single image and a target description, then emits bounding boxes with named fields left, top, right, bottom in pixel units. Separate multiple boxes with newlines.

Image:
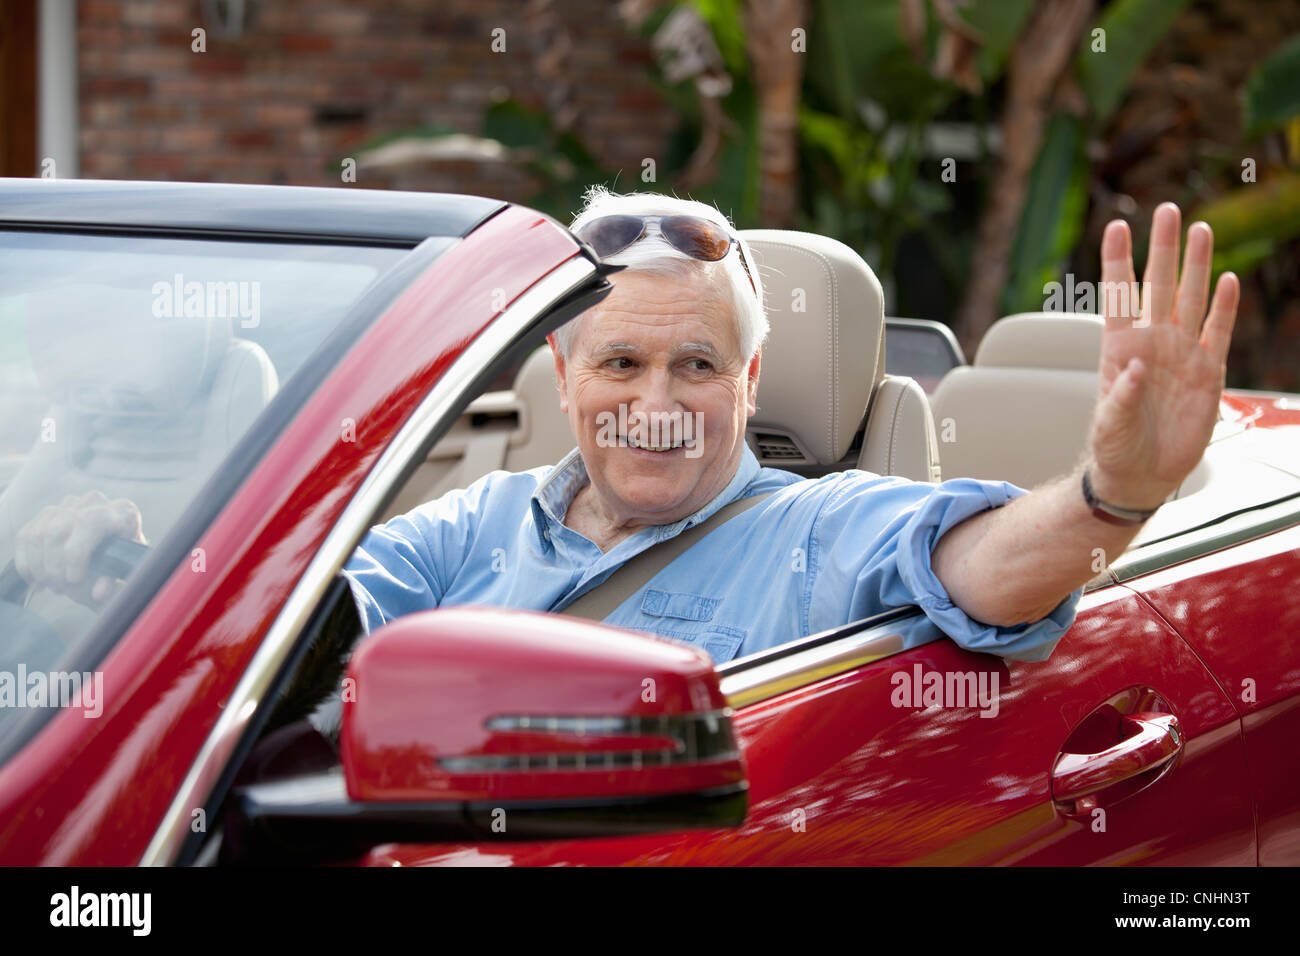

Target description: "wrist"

left=1081, top=465, right=1165, bottom=525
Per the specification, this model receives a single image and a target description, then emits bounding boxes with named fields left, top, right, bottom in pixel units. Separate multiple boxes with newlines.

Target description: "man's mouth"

left=622, top=434, right=683, bottom=452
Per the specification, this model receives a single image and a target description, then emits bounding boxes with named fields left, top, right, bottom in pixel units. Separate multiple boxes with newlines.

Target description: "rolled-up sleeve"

left=806, top=473, right=1081, bottom=662
left=341, top=471, right=497, bottom=634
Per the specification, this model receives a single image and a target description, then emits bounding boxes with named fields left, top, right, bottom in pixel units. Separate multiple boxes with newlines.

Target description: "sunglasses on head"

left=574, top=214, right=758, bottom=299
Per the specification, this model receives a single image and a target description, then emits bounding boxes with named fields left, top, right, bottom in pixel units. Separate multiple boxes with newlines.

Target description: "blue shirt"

left=342, top=444, right=1080, bottom=664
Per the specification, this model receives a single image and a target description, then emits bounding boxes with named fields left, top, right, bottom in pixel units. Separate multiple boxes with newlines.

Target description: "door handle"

left=1052, top=712, right=1183, bottom=804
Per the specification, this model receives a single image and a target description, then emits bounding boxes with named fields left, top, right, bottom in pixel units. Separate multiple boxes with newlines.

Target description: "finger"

left=91, top=577, right=116, bottom=604
left=41, top=510, right=74, bottom=584
left=23, top=504, right=65, bottom=587
left=1174, top=221, right=1213, bottom=331
left=22, top=505, right=63, bottom=587
left=1100, top=219, right=1138, bottom=328
left=1200, top=271, right=1240, bottom=365
left=13, top=522, right=34, bottom=585
left=1141, top=202, right=1181, bottom=327
left=109, top=498, right=145, bottom=542
left=62, top=513, right=116, bottom=586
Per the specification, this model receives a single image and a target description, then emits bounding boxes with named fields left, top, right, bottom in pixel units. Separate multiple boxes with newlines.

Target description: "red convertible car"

left=0, top=178, right=1296, bottom=866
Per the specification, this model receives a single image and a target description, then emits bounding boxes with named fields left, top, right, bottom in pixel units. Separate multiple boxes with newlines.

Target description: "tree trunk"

left=743, top=0, right=808, bottom=228
left=954, top=0, right=1095, bottom=353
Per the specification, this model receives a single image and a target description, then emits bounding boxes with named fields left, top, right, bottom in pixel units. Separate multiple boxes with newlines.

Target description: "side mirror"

left=225, top=607, right=747, bottom=863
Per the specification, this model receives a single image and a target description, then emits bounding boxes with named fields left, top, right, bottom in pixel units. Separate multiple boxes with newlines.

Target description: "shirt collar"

left=530, top=442, right=761, bottom=550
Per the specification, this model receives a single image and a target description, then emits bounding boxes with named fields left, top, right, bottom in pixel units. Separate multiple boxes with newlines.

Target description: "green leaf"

left=1076, top=0, right=1189, bottom=123
left=690, top=0, right=749, bottom=77
left=805, top=0, right=949, bottom=122
left=1243, top=33, right=1300, bottom=137
left=483, top=100, right=553, bottom=151
left=1192, top=172, right=1300, bottom=249
left=1002, top=113, right=1089, bottom=315
left=1211, top=237, right=1275, bottom=279
left=961, top=0, right=1036, bottom=83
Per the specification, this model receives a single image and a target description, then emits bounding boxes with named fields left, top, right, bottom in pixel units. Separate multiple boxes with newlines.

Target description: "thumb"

left=1108, top=357, right=1145, bottom=413
left=1092, top=358, right=1146, bottom=445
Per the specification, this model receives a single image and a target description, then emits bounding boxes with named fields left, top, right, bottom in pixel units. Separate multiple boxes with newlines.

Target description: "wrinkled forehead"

left=578, top=269, right=742, bottom=355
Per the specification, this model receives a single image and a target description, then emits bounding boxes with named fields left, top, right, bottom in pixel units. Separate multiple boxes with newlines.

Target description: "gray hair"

left=554, top=185, right=768, bottom=361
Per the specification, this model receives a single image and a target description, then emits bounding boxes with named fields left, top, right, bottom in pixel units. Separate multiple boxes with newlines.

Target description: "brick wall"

left=77, top=0, right=678, bottom=208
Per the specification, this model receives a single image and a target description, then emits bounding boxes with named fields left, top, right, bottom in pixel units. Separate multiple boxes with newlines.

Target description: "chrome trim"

left=141, top=256, right=599, bottom=865
left=1108, top=491, right=1300, bottom=582
left=462, top=711, right=738, bottom=770
left=719, top=613, right=947, bottom=709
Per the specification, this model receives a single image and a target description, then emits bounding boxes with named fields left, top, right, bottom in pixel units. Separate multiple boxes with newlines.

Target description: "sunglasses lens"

left=575, top=215, right=645, bottom=258
left=661, top=216, right=731, bottom=261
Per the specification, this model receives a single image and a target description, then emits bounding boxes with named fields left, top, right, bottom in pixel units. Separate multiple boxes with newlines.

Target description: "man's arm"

left=933, top=202, right=1239, bottom=628
left=930, top=463, right=1139, bottom=627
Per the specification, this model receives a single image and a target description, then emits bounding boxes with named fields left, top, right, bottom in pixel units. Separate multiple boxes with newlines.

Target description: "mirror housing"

left=225, top=607, right=747, bottom=862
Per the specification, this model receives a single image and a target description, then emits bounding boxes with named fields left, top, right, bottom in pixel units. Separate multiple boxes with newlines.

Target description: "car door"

left=363, top=574, right=1253, bottom=866
left=1115, top=501, right=1300, bottom=865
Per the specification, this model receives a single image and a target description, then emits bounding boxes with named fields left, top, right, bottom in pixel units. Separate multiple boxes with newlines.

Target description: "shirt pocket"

left=640, top=588, right=719, bottom=622
left=637, top=589, right=746, bottom=664
left=696, top=625, right=745, bottom=663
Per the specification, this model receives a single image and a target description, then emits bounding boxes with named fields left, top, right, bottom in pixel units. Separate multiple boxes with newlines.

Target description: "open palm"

left=1088, top=203, right=1239, bottom=510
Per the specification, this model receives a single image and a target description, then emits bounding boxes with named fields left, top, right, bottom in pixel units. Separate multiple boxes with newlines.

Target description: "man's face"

left=550, top=268, right=760, bottom=529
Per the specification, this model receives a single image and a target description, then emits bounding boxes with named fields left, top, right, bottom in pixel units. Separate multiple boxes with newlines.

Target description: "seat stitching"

left=888, top=382, right=906, bottom=473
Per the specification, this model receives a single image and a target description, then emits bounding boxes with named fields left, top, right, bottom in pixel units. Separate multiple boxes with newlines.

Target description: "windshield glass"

left=0, top=231, right=406, bottom=745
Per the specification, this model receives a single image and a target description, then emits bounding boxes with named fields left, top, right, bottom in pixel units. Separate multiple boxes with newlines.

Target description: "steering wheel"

left=0, top=537, right=150, bottom=673
left=0, top=535, right=149, bottom=605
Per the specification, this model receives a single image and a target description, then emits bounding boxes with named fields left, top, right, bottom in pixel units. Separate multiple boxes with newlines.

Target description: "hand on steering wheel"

left=4, top=491, right=149, bottom=608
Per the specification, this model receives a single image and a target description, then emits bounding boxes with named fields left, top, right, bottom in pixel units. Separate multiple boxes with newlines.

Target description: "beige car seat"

left=929, top=312, right=1102, bottom=488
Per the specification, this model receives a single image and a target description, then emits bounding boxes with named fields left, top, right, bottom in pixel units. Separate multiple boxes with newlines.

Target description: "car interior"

left=0, top=282, right=279, bottom=667
left=382, top=227, right=1300, bottom=558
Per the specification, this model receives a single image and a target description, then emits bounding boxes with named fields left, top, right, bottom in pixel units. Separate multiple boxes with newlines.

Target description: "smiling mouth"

left=621, top=434, right=684, bottom=452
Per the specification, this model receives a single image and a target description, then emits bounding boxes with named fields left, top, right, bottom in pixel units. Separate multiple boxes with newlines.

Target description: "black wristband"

left=1082, top=468, right=1160, bottom=526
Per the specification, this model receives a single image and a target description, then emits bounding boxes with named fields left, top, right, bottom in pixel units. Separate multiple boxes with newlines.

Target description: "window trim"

left=1108, top=490, right=1300, bottom=582
left=717, top=606, right=945, bottom=709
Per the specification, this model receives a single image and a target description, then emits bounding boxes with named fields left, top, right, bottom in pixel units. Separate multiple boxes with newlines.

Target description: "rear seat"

left=929, top=312, right=1102, bottom=488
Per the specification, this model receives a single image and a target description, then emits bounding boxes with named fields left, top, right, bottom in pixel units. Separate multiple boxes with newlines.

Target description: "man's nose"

left=627, top=364, right=683, bottom=413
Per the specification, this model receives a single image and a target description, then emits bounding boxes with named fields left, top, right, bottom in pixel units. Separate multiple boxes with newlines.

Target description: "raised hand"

left=1087, top=202, right=1240, bottom=511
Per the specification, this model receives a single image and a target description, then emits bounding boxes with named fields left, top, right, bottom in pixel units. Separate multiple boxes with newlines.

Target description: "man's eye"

left=686, top=358, right=713, bottom=372
left=606, top=357, right=635, bottom=370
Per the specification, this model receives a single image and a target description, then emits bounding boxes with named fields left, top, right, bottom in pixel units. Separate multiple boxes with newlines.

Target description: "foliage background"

left=367, top=0, right=1300, bottom=390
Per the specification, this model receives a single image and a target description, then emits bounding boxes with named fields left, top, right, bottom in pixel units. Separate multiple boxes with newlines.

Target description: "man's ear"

left=547, top=333, right=569, bottom=414
left=745, top=350, right=761, bottom=417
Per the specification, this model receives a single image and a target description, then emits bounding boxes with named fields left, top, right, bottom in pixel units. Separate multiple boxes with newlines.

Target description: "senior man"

left=337, top=187, right=1239, bottom=664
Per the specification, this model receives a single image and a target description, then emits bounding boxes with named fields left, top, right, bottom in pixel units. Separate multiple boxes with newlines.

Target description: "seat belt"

left=557, top=491, right=774, bottom=621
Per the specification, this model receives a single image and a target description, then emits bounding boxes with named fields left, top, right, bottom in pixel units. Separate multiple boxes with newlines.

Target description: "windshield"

left=0, top=231, right=406, bottom=746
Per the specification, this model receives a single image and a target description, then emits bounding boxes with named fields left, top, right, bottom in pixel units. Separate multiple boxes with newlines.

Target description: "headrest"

left=974, top=312, right=1103, bottom=370
left=740, top=230, right=884, bottom=464
left=24, top=282, right=233, bottom=413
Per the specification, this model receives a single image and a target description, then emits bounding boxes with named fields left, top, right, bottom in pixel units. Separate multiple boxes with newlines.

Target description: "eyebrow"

left=589, top=340, right=725, bottom=362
